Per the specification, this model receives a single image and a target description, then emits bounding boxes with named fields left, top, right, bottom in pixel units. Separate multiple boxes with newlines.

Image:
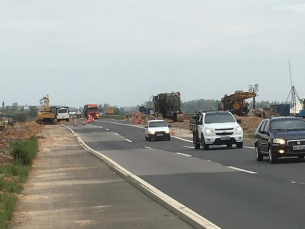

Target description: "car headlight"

left=205, top=128, right=213, bottom=134
left=273, top=138, right=286, bottom=145
left=235, top=126, right=242, bottom=132
left=165, top=129, right=170, bottom=134
left=148, top=130, right=155, bottom=134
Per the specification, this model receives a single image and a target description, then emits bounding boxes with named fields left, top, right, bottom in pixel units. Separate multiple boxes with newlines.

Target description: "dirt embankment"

left=0, top=122, right=42, bottom=164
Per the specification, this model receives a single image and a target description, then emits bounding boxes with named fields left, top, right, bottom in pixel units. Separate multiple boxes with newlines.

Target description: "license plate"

left=221, top=136, right=230, bottom=140
left=157, top=134, right=163, bottom=136
left=293, top=145, right=305, bottom=150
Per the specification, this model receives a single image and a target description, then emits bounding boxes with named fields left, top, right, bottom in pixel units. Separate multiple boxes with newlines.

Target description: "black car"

left=254, top=116, right=305, bottom=163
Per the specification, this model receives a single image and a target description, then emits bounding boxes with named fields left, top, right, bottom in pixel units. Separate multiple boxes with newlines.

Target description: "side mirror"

left=236, top=119, right=242, bottom=123
left=145, top=126, right=147, bottom=128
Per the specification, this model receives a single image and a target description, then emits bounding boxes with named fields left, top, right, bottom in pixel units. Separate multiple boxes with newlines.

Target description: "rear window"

left=205, top=113, right=235, bottom=124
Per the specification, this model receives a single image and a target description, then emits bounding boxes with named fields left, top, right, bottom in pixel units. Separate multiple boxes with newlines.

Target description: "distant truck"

left=55, top=107, right=70, bottom=122
left=190, top=110, right=243, bottom=150
left=84, top=104, right=100, bottom=119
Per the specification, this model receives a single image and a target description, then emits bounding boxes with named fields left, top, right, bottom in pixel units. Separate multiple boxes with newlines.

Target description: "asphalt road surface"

left=69, top=119, right=305, bottom=229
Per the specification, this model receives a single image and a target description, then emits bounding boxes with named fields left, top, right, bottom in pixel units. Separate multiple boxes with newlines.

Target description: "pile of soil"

left=0, top=122, right=42, bottom=165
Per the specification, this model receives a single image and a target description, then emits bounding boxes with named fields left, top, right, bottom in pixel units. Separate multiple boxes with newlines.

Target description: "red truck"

left=84, top=104, right=100, bottom=119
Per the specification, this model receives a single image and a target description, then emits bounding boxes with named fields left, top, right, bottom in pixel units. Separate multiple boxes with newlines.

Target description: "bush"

left=14, top=113, right=28, bottom=122
left=10, top=137, right=38, bottom=165
left=0, top=193, right=17, bottom=228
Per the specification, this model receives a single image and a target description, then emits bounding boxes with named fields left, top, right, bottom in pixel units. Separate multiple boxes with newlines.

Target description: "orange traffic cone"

left=74, top=120, right=77, bottom=127
left=171, top=128, right=175, bottom=136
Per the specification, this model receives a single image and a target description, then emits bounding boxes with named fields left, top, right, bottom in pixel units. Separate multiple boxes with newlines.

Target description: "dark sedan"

left=254, top=116, right=305, bottom=163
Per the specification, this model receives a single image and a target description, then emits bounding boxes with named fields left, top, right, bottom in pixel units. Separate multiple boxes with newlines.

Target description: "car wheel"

left=255, top=145, right=263, bottom=161
left=236, top=142, right=243, bottom=148
left=167, top=136, right=171, bottom=141
left=148, top=137, right=151, bottom=141
left=201, top=134, right=209, bottom=150
left=268, top=148, right=277, bottom=164
left=227, top=143, right=232, bottom=148
left=145, top=135, right=148, bottom=141
left=195, top=142, right=200, bottom=149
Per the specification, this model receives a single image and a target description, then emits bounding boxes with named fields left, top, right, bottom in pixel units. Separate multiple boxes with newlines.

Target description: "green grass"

left=0, top=137, right=38, bottom=229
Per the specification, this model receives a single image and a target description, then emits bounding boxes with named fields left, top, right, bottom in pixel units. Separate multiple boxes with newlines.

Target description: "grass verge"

left=0, top=137, right=38, bottom=229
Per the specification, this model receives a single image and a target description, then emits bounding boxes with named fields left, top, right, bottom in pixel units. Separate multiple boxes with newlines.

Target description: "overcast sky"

left=1, top=0, right=305, bottom=108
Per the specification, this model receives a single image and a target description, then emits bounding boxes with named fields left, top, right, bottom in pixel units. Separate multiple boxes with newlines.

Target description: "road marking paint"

left=145, top=146, right=152, bottom=149
left=114, top=133, right=119, bottom=136
left=125, top=139, right=132, bottom=143
left=183, top=146, right=194, bottom=149
left=106, top=129, right=109, bottom=131
left=172, top=136, right=193, bottom=143
left=227, top=166, right=257, bottom=174
left=176, top=153, right=191, bottom=157
left=64, top=125, right=221, bottom=229
left=243, top=146, right=255, bottom=149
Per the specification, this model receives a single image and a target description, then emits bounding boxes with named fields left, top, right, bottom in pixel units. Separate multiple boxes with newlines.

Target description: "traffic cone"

left=82, top=118, right=86, bottom=125
left=171, top=128, right=175, bottom=136
left=74, top=119, right=77, bottom=127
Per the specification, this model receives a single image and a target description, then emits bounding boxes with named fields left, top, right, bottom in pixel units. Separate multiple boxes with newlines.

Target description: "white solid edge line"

left=63, top=124, right=221, bottom=229
left=125, top=139, right=132, bottom=143
left=114, top=133, right=119, bottom=135
left=227, top=166, right=257, bottom=174
left=176, top=153, right=192, bottom=157
left=183, top=146, right=195, bottom=149
left=243, top=146, right=255, bottom=149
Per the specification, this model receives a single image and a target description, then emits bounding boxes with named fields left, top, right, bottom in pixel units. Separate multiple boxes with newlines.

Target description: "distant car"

left=254, top=116, right=305, bottom=163
left=145, top=120, right=171, bottom=141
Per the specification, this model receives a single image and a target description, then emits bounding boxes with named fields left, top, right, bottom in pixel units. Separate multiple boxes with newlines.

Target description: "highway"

left=69, top=119, right=305, bottom=229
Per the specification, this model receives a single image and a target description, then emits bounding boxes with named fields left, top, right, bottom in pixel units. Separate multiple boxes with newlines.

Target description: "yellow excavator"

left=37, top=95, right=57, bottom=125
left=219, top=90, right=256, bottom=116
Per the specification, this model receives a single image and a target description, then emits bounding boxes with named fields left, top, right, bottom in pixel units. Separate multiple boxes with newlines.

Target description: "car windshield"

left=271, top=119, right=305, bottom=131
left=58, top=109, right=68, bottom=113
left=149, top=121, right=167, bottom=127
left=205, top=113, right=235, bottom=124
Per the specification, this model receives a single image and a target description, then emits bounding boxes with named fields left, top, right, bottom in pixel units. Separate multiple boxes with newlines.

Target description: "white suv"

left=192, top=111, right=243, bottom=150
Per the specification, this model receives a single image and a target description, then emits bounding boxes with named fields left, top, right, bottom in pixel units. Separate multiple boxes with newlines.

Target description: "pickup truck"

left=190, top=110, right=243, bottom=150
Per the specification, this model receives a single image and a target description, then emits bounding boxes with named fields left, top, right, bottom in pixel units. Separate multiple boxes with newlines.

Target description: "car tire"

left=227, top=143, right=232, bottom=148
left=148, top=137, right=151, bottom=141
left=236, top=142, right=243, bottom=148
left=145, top=135, right=148, bottom=141
left=255, top=145, right=263, bottom=161
left=201, top=134, right=209, bottom=150
left=269, top=147, right=277, bottom=164
left=167, top=136, right=171, bottom=141
left=195, top=142, right=200, bottom=149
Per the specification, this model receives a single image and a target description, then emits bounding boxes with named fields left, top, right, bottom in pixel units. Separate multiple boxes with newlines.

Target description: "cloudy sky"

left=1, top=0, right=305, bottom=108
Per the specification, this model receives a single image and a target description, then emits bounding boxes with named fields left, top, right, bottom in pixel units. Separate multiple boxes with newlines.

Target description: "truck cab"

left=190, top=111, right=243, bottom=150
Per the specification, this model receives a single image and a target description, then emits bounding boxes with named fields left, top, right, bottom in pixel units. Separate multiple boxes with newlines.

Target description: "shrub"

left=10, top=137, right=38, bottom=165
left=14, top=113, right=28, bottom=122
left=0, top=193, right=17, bottom=227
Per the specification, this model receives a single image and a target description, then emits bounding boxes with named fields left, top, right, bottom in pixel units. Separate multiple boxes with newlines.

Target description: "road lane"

left=69, top=120, right=305, bottom=229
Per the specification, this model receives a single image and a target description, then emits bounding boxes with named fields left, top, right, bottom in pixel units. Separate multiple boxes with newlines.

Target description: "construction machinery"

left=37, top=95, right=57, bottom=125
left=298, top=97, right=305, bottom=117
left=152, top=92, right=184, bottom=122
left=219, top=90, right=256, bottom=116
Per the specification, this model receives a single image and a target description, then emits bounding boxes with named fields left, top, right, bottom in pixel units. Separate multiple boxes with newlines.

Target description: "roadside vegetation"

left=0, top=137, right=38, bottom=229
